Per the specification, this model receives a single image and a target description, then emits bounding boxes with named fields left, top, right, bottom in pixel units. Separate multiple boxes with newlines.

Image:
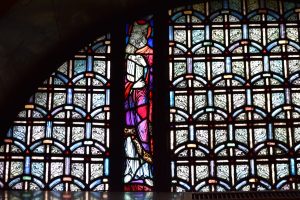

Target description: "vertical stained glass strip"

left=169, top=0, right=300, bottom=192
left=124, top=16, right=154, bottom=191
left=0, top=34, right=111, bottom=191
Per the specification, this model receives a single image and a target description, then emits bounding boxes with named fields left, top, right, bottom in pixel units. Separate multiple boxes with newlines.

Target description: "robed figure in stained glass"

left=124, top=19, right=154, bottom=191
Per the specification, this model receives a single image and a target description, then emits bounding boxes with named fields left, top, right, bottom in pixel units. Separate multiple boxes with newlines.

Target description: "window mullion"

left=153, top=7, right=171, bottom=192
left=110, top=22, right=126, bottom=192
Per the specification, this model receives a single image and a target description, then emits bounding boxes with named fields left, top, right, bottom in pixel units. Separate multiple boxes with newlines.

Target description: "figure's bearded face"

left=129, top=23, right=149, bottom=49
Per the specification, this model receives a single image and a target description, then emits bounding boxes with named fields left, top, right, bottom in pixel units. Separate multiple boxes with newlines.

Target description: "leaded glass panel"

left=124, top=16, right=154, bottom=191
left=0, top=35, right=111, bottom=191
left=169, top=0, right=300, bottom=192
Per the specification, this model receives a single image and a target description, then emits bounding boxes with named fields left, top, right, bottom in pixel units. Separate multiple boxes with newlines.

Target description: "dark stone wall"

left=0, top=0, right=173, bottom=132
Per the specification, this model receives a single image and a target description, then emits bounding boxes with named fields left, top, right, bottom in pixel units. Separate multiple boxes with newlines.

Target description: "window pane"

left=124, top=16, right=154, bottom=191
left=169, top=0, right=300, bottom=192
left=0, top=35, right=111, bottom=191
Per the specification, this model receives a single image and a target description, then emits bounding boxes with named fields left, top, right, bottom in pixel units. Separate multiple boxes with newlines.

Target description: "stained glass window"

left=124, top=16, right=154, bottom=191
left=1, top=0, right=300, bottom=193
left=169, top=0, right=300, bottom=192
left=0, top=35, right=111, bottom=191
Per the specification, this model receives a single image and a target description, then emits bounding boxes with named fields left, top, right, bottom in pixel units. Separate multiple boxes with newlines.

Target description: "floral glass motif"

left=0, top=35, right=111, bottom=191
left=124, top=16, right=154, bottom=191
left=169, top=0, right=300, bottom=192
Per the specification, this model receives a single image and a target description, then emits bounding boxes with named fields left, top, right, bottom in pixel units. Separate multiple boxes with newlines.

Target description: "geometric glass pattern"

left=0, top=34, right=111, bottom=191
left=124, top=16, right=154, bottom=191
left=169, top=0, right=300, bottom=192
